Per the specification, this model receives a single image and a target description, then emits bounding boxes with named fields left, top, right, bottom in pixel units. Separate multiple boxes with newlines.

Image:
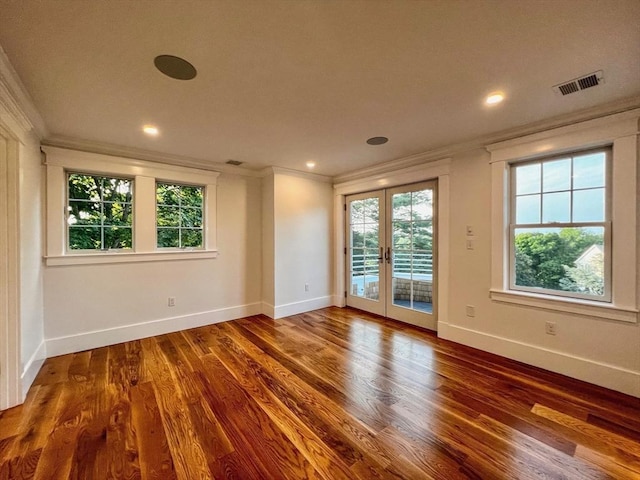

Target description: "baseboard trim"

left=272, top=296, right=333, bottom=319
left=46, top=302, right=262, bottom=357
left=331, top=295, right=345, bottom=308
left=439, top=323, right=640, bottom=398
left=21, top=340, right=46, bottom=399
left=262, top=302, right=276, bottom=319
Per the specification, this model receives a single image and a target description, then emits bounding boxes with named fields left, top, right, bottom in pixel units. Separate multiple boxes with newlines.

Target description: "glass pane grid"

left=511, top=149, right=608, bottom=301
left=67, top=173, right=133, bottom=250
left=156, top=182, right=204, bottom=248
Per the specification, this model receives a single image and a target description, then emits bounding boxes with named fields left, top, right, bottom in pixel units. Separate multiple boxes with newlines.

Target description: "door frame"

left=0, top=127, right=22, bottom=411
left=333, top=158, right=451, bottom=332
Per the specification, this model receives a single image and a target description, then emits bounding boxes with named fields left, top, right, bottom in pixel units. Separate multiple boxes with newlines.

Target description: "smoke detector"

left=553, top=70, right=604, bottom=96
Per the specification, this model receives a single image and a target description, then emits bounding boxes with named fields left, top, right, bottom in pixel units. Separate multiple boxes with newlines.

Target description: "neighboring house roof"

left=576, top=244, right=604, bottom=266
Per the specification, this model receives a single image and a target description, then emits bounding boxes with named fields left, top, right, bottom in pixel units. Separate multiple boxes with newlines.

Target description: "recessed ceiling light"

left=485, top=92, right=505, bottom=105
left=154, top=55, right=197, bottom=80
left=366, top=136, right=389, bottom=145
left=306, top=161, right=316, bottom=169
left=143, top=125, right=159, bottom=136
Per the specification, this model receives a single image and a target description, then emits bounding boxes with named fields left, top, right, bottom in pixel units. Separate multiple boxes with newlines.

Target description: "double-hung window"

left=67, top=173, right=133, bottom=251
left=156, top=182, right=204, bottom=249
left=510, top=148, right=610, bottom=302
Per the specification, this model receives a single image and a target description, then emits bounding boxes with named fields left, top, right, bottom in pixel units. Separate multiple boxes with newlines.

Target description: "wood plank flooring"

left=1, top=307, right=639, bottom=479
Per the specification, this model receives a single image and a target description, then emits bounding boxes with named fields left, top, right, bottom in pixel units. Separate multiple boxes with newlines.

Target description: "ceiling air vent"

left=553, top=70, right=604, bottom=96
left=226, top=159, right=243, bottom=166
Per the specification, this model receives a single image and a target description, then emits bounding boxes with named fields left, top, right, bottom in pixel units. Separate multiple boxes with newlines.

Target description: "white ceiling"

left=1, top=0, right=639, bottom=177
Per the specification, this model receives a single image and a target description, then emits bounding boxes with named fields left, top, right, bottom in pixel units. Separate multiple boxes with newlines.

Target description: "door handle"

left=378, top=247, right=384, bottom=263
left=385, top=247, right=391, bottom=264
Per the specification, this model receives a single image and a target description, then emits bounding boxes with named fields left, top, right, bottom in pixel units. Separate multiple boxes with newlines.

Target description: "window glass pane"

left=363, top=223, right=379, bottom=249
left=104, top=202, right=133, bottom=226
left=573, top=188, right=605, bottom=222
left=516, top=163, right=541, bottom=195
left=573, top=152, right=605, bottom=189
left=69, top=227, right=101, bottom=250
left=393, top=221, right=410, bottom=249
left=514, top=227, right=605, bottom=297
left=180, top=186, right=203, bottom=206
left=516, top=195, right=540, bottom=224
left=351, top=224, right=364, bottom=248
left=392, top=192, right=412, bottom=221
left=543, top=159, right=571, bottom=192
left=542, top=192, right=570, bottom=223
left=68, top=200, right=102, bottom=225
left=182, top=229, right=203, bottom=248
left=411, top=189, right=432, bottom=219
left=156, top=184, right=179, bottom=205
left=350, top=200, right=364, bottom=224
left=412, top=221, right=432, bottom=251
left=181, top=207, right=202, bottom=228
left=363, top=198, right=379, bottom=223
left=105, top=227, right=132, bottom=249
left=157, top=228, right=179, bottom=248
left=102, top=178, right=132, bottom=203
left=157, top=205, right=180, bottom=226
left=68, top=174, right=101, bottom=201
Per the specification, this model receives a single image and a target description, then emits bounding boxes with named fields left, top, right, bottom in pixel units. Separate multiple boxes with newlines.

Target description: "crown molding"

left=0, top=46, right=48, bottom=139
left=42, top=135, right=264, bottom=177
left=333, top=94, right=640, bottom=184
left=263, top=166, right=332, bottom=183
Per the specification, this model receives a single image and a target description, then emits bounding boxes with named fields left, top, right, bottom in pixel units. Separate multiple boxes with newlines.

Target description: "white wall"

left=268, top=171, right=333, bottom=318
left=19, top=131, right=45, bottom=394
left=441, top=147, right=640, bottom=396
left=44, top=172, right=263, bottom=355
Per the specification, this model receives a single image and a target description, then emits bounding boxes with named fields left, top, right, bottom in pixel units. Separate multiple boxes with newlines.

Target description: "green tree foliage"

left=560, top=251, right=604, bottom=296
left=156, top=183, right=204, bottom=248
left=514, top=228, right=603, bottom=291
left=68, top=174, right=132, bottom=250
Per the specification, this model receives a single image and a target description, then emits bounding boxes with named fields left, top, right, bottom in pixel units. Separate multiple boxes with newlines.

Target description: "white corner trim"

left=46, top=302, right=263, bottom=357
left=0, top=46, right=48, bottom=139
left=45, top=250, right=219, bottom=267
left=440, top=324, right=640, bottom=398
left=21, top=340, right=46, bottom=399
left=489, top=289, right=638, bottom=323
left=272, top=296, right=333, bottom=319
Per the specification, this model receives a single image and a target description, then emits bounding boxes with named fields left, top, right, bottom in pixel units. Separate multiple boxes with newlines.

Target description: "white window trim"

left=43, top=146, right=219, bottom=266
left=487, top=110, right=639, bottom=323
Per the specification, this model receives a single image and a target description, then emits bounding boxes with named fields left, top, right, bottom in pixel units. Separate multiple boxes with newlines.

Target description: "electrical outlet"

left=168, top=297, right=176, bottom=307
left=545, top=321, right=557, bottom=335
left=465, top=305, right=475, bottom=317
left=304, top=283, right=309, bottom=292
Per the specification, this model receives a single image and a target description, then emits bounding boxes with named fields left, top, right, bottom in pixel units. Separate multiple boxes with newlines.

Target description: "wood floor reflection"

left=1, top=307, right=639, bottom=479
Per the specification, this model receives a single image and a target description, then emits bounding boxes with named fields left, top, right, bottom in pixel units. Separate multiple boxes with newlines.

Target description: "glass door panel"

left=346, top=192, right=386, bottom=316
left=345, top=182, right=436, bottom=330
left=386, top=182, right=436, bottom=329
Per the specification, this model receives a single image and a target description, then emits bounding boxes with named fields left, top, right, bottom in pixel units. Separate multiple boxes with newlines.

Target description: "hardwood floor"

left=1, top=307, right=639, bottom=479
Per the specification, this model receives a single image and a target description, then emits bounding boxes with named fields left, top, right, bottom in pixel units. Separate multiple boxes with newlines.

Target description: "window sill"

left=45, top=249, right=219, bottom=266
left=489, top=289, right=638, bottom=323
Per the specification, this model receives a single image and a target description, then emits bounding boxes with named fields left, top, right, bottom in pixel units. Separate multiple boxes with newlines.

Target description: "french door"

left=346, top=181, right=437, bottom=330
